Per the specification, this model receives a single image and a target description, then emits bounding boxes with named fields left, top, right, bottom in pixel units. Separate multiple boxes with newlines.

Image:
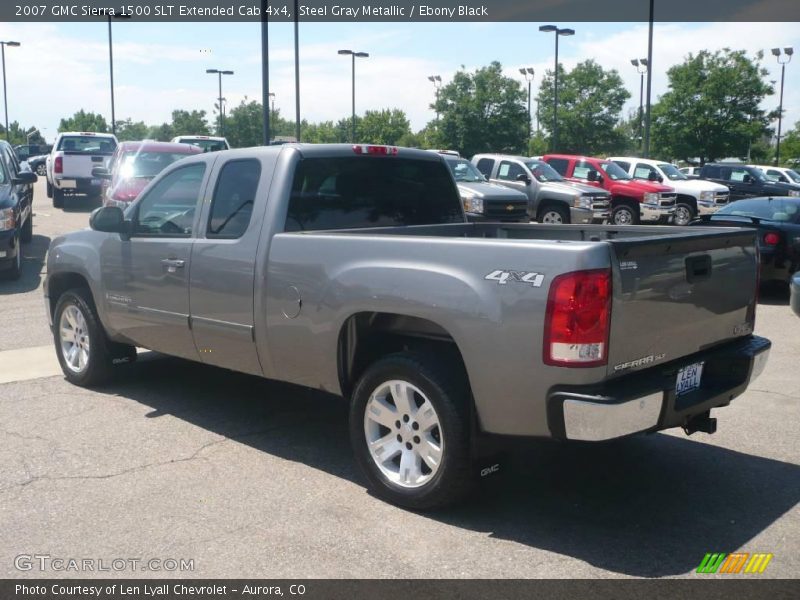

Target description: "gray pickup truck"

left=45, top=144, right=771, bottom=509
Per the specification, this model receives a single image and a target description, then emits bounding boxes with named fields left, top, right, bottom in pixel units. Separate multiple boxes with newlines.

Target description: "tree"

left=536, top=60, right=631, bottom=155
left=302, top=120, right=343, bottom=143
left=651, top=49, right=774, bottom=164
left=0, top=122, right=43, bottom=146
left=115, top=118, right=149, bottom=141
left=169, top=109, right=210, bottom=137
left=58, top=110, right=109, bottom=133
left=433, top=62, right=528, bottom=158
left=780, top=121, right=800, bottom=163
left=357, top=109, right=411, bottom=145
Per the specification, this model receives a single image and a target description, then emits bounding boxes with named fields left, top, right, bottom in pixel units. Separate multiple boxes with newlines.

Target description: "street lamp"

left=0, top=41, right=20, bottom=142
left=428, top=75, right=442, bottom=121
left=206, top=68, right=234, bottom=136
left=519, top=68, right=535, bottom=138
left=106, top=14, right=130, bottom=136
left=26, top=127, right=38, bottom=144
left=539, top=25, right=574, bottom=152
left=772, top=46, right=794, bottom=165
left=268, top=92, right=276, bottom=115
left=338, top=49, right=369, bottom=143
left=631, top=58, right=648, bottom=152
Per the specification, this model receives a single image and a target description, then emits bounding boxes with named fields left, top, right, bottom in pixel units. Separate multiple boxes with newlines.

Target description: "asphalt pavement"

left=0, top=179, right=798, bottom=579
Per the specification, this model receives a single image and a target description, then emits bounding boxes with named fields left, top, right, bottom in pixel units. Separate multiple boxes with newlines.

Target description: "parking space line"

left=0, top=345, right=61, bottom=384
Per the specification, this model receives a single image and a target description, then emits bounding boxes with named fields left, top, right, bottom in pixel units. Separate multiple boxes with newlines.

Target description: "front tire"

left=673, top=203, right=694, bottom=226
left=53, top=288, right=115, bottom=386
left=349, top=351, right=474, bottom=510
left=537, top=204, right=570, bottom=225
left=612, top=203, right=638, bottom=225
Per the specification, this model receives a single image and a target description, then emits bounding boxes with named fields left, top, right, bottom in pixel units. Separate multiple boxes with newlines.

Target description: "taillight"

left=54, top=156, right=63, bottom=174
left=543, top=269, right=611, bottom=367
left=763, top=232, right=780, bottom=246
left=352, top=145, right=398, bottom=156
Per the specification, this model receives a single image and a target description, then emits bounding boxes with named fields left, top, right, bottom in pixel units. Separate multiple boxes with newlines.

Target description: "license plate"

left=60, top=179, right=76, bottom=189
left=676, top=362, right=704, bottom=395
left=91, top=178, right=103, bottom=186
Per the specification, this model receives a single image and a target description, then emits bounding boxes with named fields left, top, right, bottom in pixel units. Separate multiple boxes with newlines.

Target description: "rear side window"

left=703, top=166, right=722, bottom=179
left=286, top=157, right=463, bottom=231
left=546, top=158, right=569, bottom=175
left=58, top=135, right=117, bottom=155
left=475, top=158, right=494, bottom=178
left=613, top=160, right=631, bottom=172
left=207, top=159, right=261, bottom=239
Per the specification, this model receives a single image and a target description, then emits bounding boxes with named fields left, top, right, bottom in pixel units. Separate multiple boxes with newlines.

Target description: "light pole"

left=539, top=25, right=574, bottom=152
left=0, top=41, right=20, bottom=142
left=26, top=127, right=38, bottom=144
left=428, top=75, right=442, bottom=121
left=631, top=58, right=648, bottom=152
left=106, top=14, right=130, bottom=136
left=260, top=1, right=270, bottom=145
left=293, top=0, right=300, bottom=141
left=643, top=0, right=655, bottom=157
left=338, top=50, right=369, bottom=143
left=519, top=67, right=535, bottom=138
left=206, top=68, right=234, bottom=137
left=772, top=47, right=794, bottom=165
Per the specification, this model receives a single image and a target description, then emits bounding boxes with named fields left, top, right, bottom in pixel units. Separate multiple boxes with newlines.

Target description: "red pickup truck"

left=542, top=154, right=677, bottom=225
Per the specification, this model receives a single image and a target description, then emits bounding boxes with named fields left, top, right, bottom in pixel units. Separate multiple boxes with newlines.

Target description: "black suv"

left=0, top=140, right=37, bottom=279
left=699, top=163, right=800, bottom=201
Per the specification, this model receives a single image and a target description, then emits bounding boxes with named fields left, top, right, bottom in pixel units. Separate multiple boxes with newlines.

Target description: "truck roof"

left=57, top=131, right=117, bottom=138
left=215, top=143, right=447, bottom=162
left=472, top=153, right=536, bottom=162
left=118, top=141, right=203, bottom=154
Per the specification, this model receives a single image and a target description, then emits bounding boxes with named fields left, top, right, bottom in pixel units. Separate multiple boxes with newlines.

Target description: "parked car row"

left=0, top=140, right=37, bottom=279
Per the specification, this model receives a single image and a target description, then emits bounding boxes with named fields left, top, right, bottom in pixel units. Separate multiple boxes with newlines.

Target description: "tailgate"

left=61, top=152, right=112, bottom=178
left=606, top=228, right=758, bottom=377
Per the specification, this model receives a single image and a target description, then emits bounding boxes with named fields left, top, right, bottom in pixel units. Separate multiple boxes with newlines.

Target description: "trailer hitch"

left=683, top=411, right=717, bottom=436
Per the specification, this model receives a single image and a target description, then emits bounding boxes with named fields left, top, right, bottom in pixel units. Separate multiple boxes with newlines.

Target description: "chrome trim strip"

left=563, top=392, right=664, bottom=441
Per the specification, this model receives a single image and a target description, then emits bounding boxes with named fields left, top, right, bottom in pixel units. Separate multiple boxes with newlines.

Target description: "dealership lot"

left=0, top=178, right=798, bottom=578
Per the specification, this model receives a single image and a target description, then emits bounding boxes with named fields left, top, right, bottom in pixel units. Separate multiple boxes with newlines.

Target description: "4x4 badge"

left=485, top=270, right=545, bottom=287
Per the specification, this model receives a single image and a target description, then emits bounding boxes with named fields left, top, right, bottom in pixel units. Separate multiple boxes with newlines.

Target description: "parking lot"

left=0, top=177, right=798, bottom=579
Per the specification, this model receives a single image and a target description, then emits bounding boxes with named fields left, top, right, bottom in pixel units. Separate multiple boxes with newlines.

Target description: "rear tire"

left=53, top=288, right=115, bottom=387
left=46, top=181, right=53, bottom=198
left=349, top=351, right=474, bottom=510
left=612, top=203, right=639, bottom=225
left=53, top=188, right=64, bottom=209
left=537, top=203, right=570, bottom=225
left=36, top=163, right=47, bottom=176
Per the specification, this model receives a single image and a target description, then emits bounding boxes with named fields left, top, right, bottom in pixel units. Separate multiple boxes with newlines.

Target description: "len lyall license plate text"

left=676, top=361, right=704, bottom=395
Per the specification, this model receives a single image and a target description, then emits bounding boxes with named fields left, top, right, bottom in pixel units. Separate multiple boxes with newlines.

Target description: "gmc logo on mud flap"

left=480, top=464, right=501, bottom=477
left=485, top=270, right=545, bottom=287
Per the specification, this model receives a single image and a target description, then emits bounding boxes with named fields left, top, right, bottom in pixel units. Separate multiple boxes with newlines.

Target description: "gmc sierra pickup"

left=45, top=144, right=771, bottom=509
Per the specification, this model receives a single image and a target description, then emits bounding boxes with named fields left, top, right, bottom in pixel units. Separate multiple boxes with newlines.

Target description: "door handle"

left=161, top=258, right=185, bottom=273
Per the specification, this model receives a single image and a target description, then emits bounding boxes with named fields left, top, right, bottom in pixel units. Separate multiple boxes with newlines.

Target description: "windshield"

left=599, top=161, right=631, bottom=181
left=716, top=198, right=800, bottom=223
left=447, top=159, right=485, bottom=183
left=179, top=138, right=227, bottom=153
left=58, top=135, right=116, bottom=155
left=526, top=161, right=564, bottom=182
left=119, top=151, right=192, bottom=179
left=658, top=163, right=688, bottom=181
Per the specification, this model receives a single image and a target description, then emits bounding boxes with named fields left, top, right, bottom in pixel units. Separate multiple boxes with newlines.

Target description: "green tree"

left=302, top=120, right=343, bottom=143
left=169, top=109, right=210, bottom=137
left=58, top=110, right=109, bottom=133
left=651, top=49, right=774, bottom=164
left=0, top=122, right=43, bottom=146
left=115, top=118, right=149, bottom=141
left=527, top=131, right=549, bottom=156
left=433, top=62, right=528, bottom=157
left=146, top=123, right=174, bottom=142
left=536, top=60, right=631, bottom=155
left=780, top=121, right=800, bottom=164
left=357, top=109, right=411, bottom=145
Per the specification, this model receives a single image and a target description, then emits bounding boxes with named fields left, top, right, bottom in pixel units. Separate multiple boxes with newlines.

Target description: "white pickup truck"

left=609, top=157, right=730, bottom=226
left=46, top=132, right=118, bottom=208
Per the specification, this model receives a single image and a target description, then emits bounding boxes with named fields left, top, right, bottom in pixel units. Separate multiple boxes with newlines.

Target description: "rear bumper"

left=53, top=177, right=102, bottom=193
left=547, top=335, right=771, bottom=441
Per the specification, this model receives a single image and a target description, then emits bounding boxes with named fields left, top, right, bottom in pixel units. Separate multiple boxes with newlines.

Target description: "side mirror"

left=587, top=170, right=598, bottom=182
left=90, top=206, right=127, bottom=234
left=91, top=166, right=112, bottom=180
left=515, top=173, right=531, bottom=184
left=12, top=171, right=37, bottom=185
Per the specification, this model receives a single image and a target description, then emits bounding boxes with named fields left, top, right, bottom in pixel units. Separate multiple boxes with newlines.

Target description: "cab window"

left=207, top=159, right=261, bottom=239
left=546, top=158, right=569, bottom=175
left=634, top=163, right=658, bottom=180
left=133, top=164, right=206, bottom=237
left=573, top=160, right=594, bottom=179
left=475, top=158, right=494, bottom=178
left=497, top=161, right=526, bottom=181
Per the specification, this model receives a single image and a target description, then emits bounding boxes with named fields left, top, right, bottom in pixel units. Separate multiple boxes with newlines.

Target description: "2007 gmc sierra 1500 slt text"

left=44, top=144, right=771, bottom=509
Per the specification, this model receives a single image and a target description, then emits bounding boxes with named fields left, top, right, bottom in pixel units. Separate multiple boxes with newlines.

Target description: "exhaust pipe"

left=683, top=411, right=717, bottom=436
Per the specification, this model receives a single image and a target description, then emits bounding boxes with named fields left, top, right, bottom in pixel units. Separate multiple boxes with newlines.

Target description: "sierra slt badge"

left=485, top=270, right=545, bottom=287
left=614, top=353, right=666, bottom=372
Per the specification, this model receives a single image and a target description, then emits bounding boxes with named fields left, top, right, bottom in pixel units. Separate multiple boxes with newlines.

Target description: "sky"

left=0, top=20, right=799, bottom=143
